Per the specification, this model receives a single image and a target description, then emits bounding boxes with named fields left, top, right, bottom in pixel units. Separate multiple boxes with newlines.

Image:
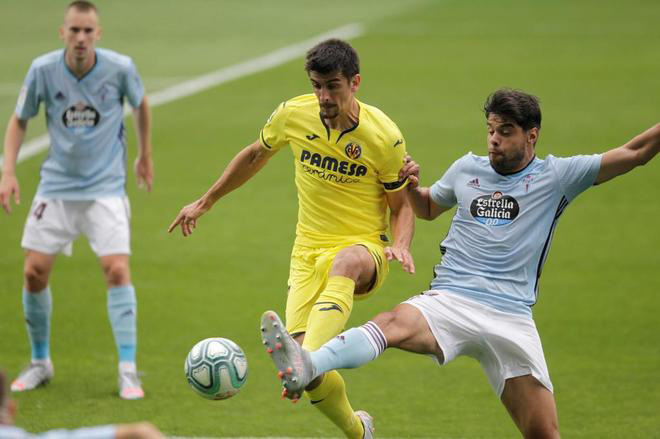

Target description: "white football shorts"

left=404, top=290, right=553, bottom=397
left=21, top=196, right=131, bottom=257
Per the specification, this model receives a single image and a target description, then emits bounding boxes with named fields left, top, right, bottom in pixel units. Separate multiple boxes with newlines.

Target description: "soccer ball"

left=184, top=337, right=248, bottom=400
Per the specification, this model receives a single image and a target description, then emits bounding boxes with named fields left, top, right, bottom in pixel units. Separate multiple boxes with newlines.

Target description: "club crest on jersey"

left=62, top=101, right=100, bottom=132
left=470, top=191, right=520, bottom=226
left=345, top=143, right=362, bottom=160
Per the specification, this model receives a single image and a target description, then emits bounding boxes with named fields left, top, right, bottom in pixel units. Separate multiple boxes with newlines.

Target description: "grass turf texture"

left=1, top=0, right=659, bottom=437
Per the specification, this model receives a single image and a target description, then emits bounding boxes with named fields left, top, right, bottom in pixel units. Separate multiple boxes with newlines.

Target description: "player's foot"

left=356, top=410, right=375, bottom=439
left=10, top=360, right=54, bottom=392
left=118, top=363, right=144, bottom=400
left=260, top=310, right=314, bottom=401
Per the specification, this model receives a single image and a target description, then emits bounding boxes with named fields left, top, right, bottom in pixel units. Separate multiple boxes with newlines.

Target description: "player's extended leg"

left=302, top=245, right=376, bottom=439
left=100, top=254, right=143, bottom=400
left=263, top=303, right=441, bottom=438
left=11, top=250, right=57, bottom=392
left=263, top=303, right=443, bottom=394
left=310, top=303, right=444, bottom=374
left=501, top=375, right=560, bottom=439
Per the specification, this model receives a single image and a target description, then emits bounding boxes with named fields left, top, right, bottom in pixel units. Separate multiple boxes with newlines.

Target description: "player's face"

left=486, top=114, right=537, bottom=174
left=60, top=9, right=101, bottom=63
left=309, top=71, right=360, bottom=120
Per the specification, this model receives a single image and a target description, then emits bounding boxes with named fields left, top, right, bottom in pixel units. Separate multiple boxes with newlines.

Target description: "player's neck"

left=65, top=50, right=96, bottom=79
left=325, top=98, right=359, bottom=131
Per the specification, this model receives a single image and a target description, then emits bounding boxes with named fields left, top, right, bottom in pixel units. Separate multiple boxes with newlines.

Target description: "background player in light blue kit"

left=261, top=89, right=659, bottom=438
left=0, top=1, right=152, bottom=400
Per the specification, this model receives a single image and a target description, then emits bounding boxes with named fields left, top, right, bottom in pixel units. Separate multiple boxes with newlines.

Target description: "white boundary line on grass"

left=0, top=23, right=364, bottom=168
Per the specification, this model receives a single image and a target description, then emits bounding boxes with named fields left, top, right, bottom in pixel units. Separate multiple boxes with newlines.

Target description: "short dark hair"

left=484, top=88, right=541, bottom=131
left=67, top=1, right=97, bottom=14
left=305, top=39, right=360, bottom=80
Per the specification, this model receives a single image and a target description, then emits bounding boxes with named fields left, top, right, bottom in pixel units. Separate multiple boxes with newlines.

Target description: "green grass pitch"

left=1, top=1, right=658, bottom=438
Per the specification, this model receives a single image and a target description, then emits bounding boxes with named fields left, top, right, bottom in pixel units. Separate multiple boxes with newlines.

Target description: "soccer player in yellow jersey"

left=169, top=39, right=414, bottom=439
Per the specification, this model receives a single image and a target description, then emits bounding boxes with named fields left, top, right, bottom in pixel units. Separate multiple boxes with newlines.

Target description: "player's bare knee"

left=23, top=263, right=49, bottom=292
left=103, top=259, right=130, bottom=287
left=523, top=420, right=560, bottom=439
left=330, top=248, right=363, bottom=280
left=370, top=310, right=401, bottom=344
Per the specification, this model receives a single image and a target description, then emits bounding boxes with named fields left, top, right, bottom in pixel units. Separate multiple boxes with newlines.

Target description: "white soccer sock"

left=310, top=321, right=388, bottom=376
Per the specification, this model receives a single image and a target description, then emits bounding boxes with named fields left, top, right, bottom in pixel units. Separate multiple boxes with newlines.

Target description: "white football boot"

left=260, top=310, right=314, bottom=401
left=118, top=362, right=144, bottom=400
left=355, top=410, right=375, bottom=439
left=10, top=360, right=54, bottom=392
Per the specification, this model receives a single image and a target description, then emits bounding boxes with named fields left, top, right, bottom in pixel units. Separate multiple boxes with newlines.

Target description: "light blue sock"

left=310, top=321, right=388, bottom=376
left=107, top=285, right=137, bottom=363
left=23, top=287, right=52, bottom=361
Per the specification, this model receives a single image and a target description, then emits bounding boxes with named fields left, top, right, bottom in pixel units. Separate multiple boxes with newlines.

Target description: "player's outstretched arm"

left=596, top=123, right=660, bottom=184
left=115, top=421, right=165, bottom=439
left=384, top=189, right=416, bottom=274
left=0, top=114, right=28, bottom=214
left=399, top=155, right=450, bottom=221
left=133, top=97, right=153, bottom=192
left=168, top=139, right=277, bottom=236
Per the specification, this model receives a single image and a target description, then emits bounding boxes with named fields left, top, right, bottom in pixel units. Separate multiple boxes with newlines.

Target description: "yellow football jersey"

left=260, top=94, right=408, bottom=247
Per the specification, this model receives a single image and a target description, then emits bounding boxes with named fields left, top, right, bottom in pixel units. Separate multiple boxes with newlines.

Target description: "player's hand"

left=134, top=154, right=153, bottom=192
left=399, top=155, right=420, bottom=188
left=384, top=245, right=415, bottom=274
left=0, top=174, right=20, bottom=214
left=168, top=198, right=211, bottom=237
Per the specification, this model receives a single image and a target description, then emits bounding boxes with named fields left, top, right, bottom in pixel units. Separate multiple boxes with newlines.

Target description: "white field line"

left=0, top=23, right=364, bottom=168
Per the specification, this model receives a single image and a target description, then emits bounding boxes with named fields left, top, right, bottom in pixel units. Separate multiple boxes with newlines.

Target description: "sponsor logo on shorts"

left=470, top=191, right=519, bottom=226
left=62, top=101, right=100, bottom=131
left=306, top=133, right=320, bottom=141
left=345, top=142, right=361, bottom=159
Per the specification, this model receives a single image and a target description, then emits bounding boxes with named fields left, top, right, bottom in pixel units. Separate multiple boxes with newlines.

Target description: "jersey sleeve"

left=15, top=63, right=42, bottom=120
left=34, top=425, right=116, bottom=438
left=120, top=59, right=145, bottom=108
left=548, top=154, right=602, bottom=201
left=430, top=157, right=463, bottom=207
left=378, top=134, right=408, bottom=192
left=259, top=101, right=290, bottom=151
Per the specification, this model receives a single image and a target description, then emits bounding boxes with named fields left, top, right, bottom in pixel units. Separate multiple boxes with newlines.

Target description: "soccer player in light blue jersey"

left=0, top=1, right=152, bottom=400
left=0, top=371, right=163, bottom=438
left=261, top=89, right=659, bottom=438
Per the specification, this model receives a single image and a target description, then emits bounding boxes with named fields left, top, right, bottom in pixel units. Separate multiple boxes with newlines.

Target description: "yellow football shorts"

left=285, top=240, right=389, bottom=335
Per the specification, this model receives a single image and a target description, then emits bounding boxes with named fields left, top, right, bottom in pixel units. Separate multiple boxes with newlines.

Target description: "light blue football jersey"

left=15, top=48, right=144, bottom=199
left=0, top=425, right=115, bottom=438
left=429, top=152, right=602, bottom=317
